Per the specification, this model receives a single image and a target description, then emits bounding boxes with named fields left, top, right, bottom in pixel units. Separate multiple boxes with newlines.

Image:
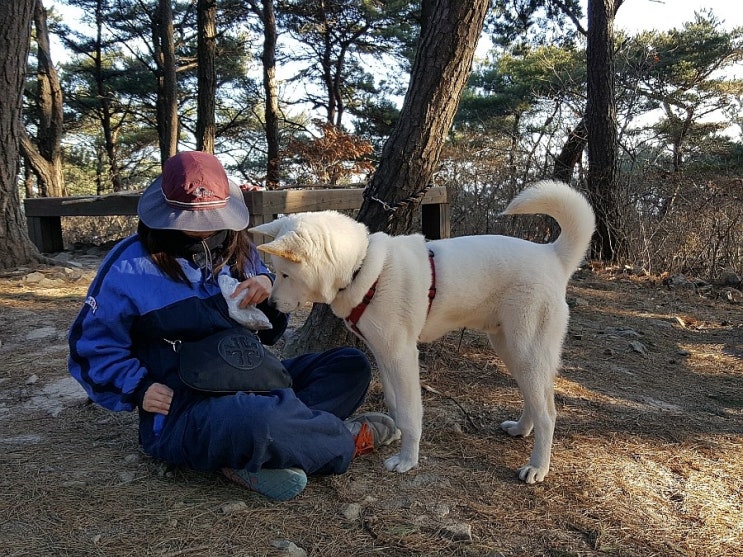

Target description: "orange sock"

left=352, top=422, right=374, bottom=457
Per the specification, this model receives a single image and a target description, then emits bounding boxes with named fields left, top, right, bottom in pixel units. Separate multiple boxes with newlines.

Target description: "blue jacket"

left=68, top=234, right=288, bottom=413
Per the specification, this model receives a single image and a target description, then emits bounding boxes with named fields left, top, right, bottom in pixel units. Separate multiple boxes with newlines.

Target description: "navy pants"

left=140, top=347, right=371, bottom=475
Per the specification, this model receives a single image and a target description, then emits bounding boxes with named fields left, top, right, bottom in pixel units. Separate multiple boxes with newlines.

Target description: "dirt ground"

left=0, top=256, right=741, bottom=557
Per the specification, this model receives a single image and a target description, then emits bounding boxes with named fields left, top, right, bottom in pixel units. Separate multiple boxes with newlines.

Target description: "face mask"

left=178, top=230, right=229, bottom=269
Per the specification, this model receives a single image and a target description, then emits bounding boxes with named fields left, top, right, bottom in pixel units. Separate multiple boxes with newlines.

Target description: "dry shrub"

left=283, top=120, right=374, bottom=186
left=624, top=177, right=742, bottom=278
left=443, top=171, right=741, bottom=280
left=61, top=215, right=138, bottom=249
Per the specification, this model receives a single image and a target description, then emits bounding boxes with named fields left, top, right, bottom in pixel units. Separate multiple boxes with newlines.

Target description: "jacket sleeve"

left=68, top=266, right=150, bottom=413
left=256, top=300, right=289, bottom=345
left=245, top=243, right=289, bottom=345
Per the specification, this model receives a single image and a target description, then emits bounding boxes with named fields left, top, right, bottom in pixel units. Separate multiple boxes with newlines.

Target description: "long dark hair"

left=137, top=221, right=256, bottom=284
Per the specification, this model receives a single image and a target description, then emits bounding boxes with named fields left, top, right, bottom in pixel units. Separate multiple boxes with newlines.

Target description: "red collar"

left=345, top=250, right=436, bottom=339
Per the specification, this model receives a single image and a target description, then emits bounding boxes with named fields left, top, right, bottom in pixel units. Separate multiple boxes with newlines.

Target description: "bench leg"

left=27, top=216, right=64, bottom=253
left=422, top=203, right=450, bottom=240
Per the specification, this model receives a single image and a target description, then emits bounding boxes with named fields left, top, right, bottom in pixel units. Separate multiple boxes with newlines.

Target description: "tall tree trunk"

left=356, top=0, right=488, bottom=235
left=553, top=117, right=587, bottom=184
left=331, top=41, right=350, bottom=128
left=320, top=14, right=337, bottom=127
left=196, top=0, right=217, bottom=154
left=96, top=143, right=105, bottom=195
left=100, top=107, right=122, bottom=191
left=260, top=0, right=281, bottom=189
left=0, top=0, right=40, bottom=269
left=586, top=0, right=624, bottom=261
left=287, top=0, right=489, bottom=355
left=154, top=0, right=179, bottom=164
left=19, top=0, right=65, bottom=197
left=24, top=158, right=35, bottom=198
left=93, top=0, right=122, bottom=192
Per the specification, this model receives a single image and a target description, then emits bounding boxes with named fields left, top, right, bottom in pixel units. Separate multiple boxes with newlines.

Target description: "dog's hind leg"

left=489, top=332, right=559, bottom=484
left=510, top=378, right=555, bottom=484
left=373, top=344, right=423, bottom=473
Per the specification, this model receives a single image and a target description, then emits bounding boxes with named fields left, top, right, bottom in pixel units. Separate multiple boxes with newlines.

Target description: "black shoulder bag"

left=170, top=328, right=292, bottom=394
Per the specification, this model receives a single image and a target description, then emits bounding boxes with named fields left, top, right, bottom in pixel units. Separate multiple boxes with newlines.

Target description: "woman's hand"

left=142, top=382, right=174, bottom=415
left=231, top=274, right=273, bottom=307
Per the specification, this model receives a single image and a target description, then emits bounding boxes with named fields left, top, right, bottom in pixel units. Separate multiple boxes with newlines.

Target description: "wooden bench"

left=24, top=187, right=450, bottom=253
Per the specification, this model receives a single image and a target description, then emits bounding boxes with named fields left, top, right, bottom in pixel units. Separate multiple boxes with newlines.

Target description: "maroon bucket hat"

left=137, top=151, right=250, bottom=231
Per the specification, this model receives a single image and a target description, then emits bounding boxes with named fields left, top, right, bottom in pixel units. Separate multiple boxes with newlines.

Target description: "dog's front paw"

left=384, top=453, right=418, bottom=473
left=517, top=464, right=548, bottom=484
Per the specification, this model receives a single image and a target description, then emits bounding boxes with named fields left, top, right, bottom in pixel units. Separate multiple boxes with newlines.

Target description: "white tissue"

left=218, top=275, right=273, bottom=330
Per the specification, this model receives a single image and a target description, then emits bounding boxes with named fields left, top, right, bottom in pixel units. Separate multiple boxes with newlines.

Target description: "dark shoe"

left=221, top=467, right=307, bottom=501
left=345, top=412, right=400, bottom=457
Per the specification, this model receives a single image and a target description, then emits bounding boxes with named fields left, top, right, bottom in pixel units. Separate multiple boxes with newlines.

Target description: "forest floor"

left=1, top=249, right=741, bottom=557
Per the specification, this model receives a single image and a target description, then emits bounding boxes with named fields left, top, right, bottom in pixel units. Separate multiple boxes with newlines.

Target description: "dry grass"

left=0, top=262, right=740, bottom=557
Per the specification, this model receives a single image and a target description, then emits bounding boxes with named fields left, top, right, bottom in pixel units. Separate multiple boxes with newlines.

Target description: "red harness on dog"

left=345, top=250, right=437, bottom=340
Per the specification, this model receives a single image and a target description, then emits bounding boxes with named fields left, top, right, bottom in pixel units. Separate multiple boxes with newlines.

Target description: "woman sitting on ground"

left=68, top=150, right=398, bottom=501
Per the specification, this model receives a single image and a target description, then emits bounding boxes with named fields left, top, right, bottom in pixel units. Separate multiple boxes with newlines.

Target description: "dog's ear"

left=257, top=233, right=304, bottom=264
left=248, top=218, right=286, bottom=239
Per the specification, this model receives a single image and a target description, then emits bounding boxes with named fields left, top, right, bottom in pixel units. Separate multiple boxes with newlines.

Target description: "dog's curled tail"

left=502, top=180, right=596, bottom=274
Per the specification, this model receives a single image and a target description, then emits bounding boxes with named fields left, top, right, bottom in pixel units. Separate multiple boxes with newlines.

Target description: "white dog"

left=250, top=181, right=595, bottom=483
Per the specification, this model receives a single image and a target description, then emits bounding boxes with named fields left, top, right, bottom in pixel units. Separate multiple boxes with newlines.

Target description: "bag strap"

left=163, top=328, right=261, bottom=354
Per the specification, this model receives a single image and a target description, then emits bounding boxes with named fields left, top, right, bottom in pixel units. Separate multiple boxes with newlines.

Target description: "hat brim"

left=137, top=176, right=250, bottom=232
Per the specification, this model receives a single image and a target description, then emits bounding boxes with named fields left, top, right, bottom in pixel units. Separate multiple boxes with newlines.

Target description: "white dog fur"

left=250, top=180, right=595, bottom=483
